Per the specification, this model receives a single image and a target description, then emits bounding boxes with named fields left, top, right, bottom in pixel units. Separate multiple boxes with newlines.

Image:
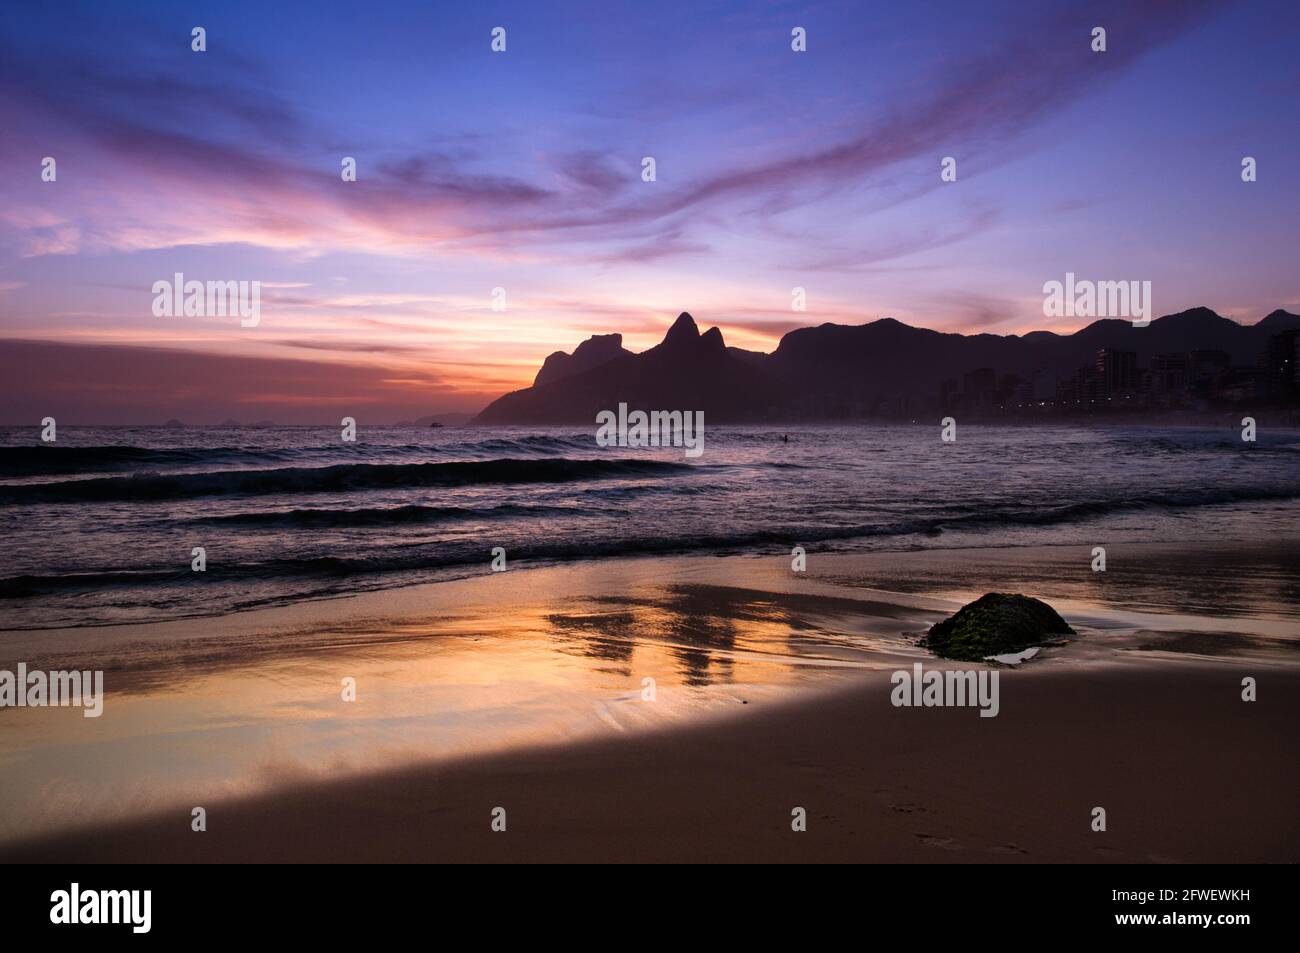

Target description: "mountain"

left=475, top=313, right=777, bottom=424
left=472, top=307, right=1300, bottom=423
left=1257, top=309, right=1300, bottom=330
left=534, top=333, right=631, bottom=387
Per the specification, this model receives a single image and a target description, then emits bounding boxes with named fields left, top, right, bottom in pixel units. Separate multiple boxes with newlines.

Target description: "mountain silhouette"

left=473, top=307, right=1300, bottom=423
left=1257, top=309, right=1300, bottom=330
left=534, top=333, right=631, bottom=387
left=477, top=313, right=775, bottom=423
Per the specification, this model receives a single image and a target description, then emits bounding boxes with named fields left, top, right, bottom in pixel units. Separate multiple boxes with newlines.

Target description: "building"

left=1187, top=349, right=1229, bottom=397
left=962, top=368, right=997, bottom=407
left=1218, top=368, right=1262, bottom=402
left=1031, top=369, right=1056, bottom=401
left=1077, top=366, right=1105, bottom=403
left=1264, top=330, right=1299, bottom=398
left=1147, top=353, right=1188, bottom=395
left=995, top=373, right=1023, bottom=407
left=1095, top=348, right=1137, bottom=399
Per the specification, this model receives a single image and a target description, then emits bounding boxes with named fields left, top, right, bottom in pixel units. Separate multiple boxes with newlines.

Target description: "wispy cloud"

left=0, top=0, right=1226, bottom=268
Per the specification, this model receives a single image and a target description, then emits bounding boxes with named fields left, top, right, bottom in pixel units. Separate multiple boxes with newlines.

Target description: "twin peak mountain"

left=473, top=308, right=1300, bottom=423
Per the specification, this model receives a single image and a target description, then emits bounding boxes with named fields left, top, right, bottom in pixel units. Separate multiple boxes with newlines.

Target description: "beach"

left=4, top=0, right=1300, bottom=886
left=2, top=540, right=1297, bottom=863
left=7, top=663, right=1296, bottom=864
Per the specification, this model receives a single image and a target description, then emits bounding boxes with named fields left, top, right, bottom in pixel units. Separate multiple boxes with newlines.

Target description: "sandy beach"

left=1, top=540, right=1296, bottom=863
left=3, top=662, right=1297, bottom=864
left=5, top=0, right=1300, bottom=886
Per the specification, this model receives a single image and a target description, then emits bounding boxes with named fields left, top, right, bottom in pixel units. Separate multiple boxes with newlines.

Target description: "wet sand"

left=3, top=660, right=1296, bottom=863
left=1, top=541, right=1297, bottom=862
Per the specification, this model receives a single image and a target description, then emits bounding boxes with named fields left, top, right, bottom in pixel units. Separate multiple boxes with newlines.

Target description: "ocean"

left=2, top=423, right=1298, bottom=630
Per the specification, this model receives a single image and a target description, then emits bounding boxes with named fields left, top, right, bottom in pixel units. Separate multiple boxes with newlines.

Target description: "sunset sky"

left=1, top=0, right=1297, bottom=423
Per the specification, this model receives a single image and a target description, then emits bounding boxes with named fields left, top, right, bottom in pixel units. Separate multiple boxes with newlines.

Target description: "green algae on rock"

left=923, top=593, right=1074, bottom=661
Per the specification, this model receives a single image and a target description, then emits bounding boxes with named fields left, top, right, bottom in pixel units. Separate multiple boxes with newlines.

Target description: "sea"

left=2, top=423, right=1298, bottom=630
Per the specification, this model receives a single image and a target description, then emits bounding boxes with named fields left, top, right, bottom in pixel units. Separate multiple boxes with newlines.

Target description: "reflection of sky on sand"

left=0, top=564, right=939, bottom=841
left=820, top=542, right=1300, bottom=630
left=2, top=539, right=1295, bottom=841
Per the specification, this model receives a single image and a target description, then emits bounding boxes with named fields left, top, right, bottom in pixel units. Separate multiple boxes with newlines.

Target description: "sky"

left=1, top=0, right=1298, bottom=423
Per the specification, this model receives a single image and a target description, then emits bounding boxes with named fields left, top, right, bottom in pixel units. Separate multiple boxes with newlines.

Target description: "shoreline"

left=4, top=535, right=1297, bottom=644
left=1, top=540, right=1297, bottom=861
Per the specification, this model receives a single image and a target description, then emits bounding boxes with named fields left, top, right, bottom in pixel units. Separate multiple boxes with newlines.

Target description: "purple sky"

left=1, top=0, right=1297, bottom=422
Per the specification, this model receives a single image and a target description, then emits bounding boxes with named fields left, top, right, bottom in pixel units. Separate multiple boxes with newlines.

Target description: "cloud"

left=0, top=0, right=1226, bottom=270
left=0, top=339, right=488, bottom=424
left=796, top=207, right=1002, bottom=272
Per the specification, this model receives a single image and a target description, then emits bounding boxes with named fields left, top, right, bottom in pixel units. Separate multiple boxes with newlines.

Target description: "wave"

left=908, top=487, right=1300, bottom=536
left=443, top=434, right=595, bottom=455
left=1139, top=435, right=1300, bottom=454
left=4, top=483, right=1295, bottom=602
left=192, top=502, right=574, bottom=529
left=0, top=434, right=605, bottom=478
left=4, top=428, right=1292, bottom=480
left=0, top=457, right=698, bottom=504
left=0, top=445, right=295, bottom=477
left=0, top=568, right=195, bottom=599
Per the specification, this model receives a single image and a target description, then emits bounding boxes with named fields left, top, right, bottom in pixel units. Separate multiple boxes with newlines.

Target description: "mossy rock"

left=923, top=593, right=1074, bottom=661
